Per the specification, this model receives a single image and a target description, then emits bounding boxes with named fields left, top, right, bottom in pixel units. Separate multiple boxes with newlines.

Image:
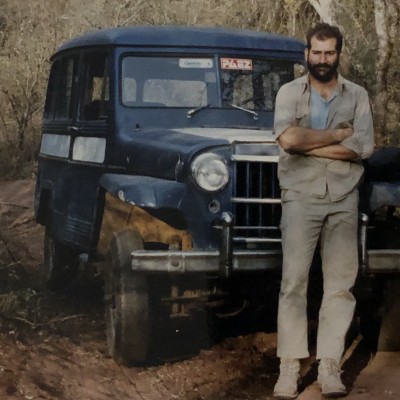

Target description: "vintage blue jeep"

left=35, top=26, right=400, bottom=365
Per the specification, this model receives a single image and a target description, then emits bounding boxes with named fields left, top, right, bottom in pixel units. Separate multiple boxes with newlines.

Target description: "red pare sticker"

left=220, top=58, right=253, bottom=70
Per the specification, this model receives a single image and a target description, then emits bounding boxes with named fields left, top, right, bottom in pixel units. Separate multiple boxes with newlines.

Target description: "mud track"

left=0, top=179, right=398, bottom=400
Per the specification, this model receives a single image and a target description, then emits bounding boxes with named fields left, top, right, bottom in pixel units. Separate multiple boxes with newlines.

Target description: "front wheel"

left=104, top=229, right=218, bottom=365
left=105, top=229, right=153, bottom=365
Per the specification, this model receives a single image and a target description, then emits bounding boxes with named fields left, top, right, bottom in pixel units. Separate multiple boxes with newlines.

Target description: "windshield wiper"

left=187, top=103, right=210, bottom=118
left=230, top=104, right=259, bottom=120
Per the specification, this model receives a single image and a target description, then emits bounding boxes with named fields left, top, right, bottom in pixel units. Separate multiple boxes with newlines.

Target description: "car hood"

left=120, top=126, right=277, bottom=180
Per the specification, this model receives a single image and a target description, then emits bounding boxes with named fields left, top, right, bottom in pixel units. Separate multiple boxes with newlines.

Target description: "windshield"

left=121, top=55, right=301, bottom=111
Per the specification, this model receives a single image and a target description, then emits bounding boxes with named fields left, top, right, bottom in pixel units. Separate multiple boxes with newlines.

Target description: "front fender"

left=99, top=174, right=186, bottom=209
left=94, top=174, right=192, bottom=257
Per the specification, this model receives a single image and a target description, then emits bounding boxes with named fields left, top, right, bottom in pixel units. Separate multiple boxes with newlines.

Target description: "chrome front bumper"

left=130, top=249, right=282, bottom=274
left=130, top=247, right=400, bottom=275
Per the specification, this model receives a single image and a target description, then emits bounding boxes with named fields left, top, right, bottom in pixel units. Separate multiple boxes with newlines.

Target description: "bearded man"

left=273, top=23, right=374, bottom=399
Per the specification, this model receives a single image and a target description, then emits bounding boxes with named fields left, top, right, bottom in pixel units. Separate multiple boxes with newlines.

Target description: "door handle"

left=68, top=126, right=81, bottom=133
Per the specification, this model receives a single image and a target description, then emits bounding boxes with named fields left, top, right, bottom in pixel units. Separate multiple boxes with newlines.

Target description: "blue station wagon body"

left=35, top=26, right=304, bottom=263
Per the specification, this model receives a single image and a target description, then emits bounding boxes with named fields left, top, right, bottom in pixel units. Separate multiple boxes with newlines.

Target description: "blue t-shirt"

left=310, top=88, right=337, bottom=129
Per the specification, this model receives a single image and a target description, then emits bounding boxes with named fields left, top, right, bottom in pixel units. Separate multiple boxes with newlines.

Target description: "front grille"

left=232, top=147, right=281, bottom=247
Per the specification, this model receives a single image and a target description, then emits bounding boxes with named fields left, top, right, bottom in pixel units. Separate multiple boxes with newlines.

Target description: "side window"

left=43, top=61, right=58, bottom=120
left=44, top=56, right=79, bottom=121
left=80, top=52, right=109, bottom=121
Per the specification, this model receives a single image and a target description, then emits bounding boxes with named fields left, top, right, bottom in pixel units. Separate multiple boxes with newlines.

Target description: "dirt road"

left=0, top=179, right=398, bottom=400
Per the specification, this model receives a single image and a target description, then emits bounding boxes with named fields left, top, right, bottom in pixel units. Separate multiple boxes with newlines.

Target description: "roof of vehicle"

left=56, top=25, right=305, bottom=54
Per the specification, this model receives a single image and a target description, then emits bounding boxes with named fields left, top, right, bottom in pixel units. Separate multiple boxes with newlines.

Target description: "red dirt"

left=0, top=178, right=398, bottom=400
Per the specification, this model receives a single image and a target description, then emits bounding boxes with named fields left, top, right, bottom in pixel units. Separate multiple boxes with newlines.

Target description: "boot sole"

left=321, top=390, right=347, bottom=398
left=273, top=392, right=298, bottom=399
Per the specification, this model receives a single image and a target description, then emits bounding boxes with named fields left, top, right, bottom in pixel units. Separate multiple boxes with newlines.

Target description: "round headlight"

left=191, top=152, right=229, bottom=192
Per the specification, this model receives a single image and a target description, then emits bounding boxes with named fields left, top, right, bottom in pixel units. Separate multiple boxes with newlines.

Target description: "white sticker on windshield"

left=179, top=59, right=213, bottom=69
left=221, top=58, right=253, bottom=71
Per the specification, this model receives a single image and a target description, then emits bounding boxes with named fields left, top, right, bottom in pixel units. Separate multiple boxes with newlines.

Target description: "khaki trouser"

left=277, top=189, right=359, bottom=361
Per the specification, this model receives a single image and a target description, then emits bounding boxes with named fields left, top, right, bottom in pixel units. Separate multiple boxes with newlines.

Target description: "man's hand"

left=336, top=127, right=353, bottom=142
left=337, top=120, right=353, bottom=129
left=335, top=121, right=354, bottom=141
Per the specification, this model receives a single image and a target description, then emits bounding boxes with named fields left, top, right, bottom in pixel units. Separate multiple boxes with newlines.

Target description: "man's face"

left=305, top=36, right=339, bottom=83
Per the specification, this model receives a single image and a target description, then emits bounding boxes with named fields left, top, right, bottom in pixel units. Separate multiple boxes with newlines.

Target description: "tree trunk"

left=373, top=0, right=399, bottom=145
left=308, top=0, right=336, bottom=24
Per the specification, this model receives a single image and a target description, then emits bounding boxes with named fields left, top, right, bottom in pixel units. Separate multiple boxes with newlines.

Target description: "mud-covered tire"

left=105, top=229, right=152, bottom=365
left=42, top=226, right=79, bottom=289
left=104, top=230, right=222, bottom=365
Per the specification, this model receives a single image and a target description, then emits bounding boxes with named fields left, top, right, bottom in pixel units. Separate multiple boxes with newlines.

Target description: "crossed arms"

left=274, top=79, right=375, bottom=162
left=277, top=125, right=358, bottom=161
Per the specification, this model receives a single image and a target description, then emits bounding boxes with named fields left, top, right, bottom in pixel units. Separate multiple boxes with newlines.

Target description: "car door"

left=38, top=53, right=80, bottom=243
left=64, top=50, right=111, bottom=251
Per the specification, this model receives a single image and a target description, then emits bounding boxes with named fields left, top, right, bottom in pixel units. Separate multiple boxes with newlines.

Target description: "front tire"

left=105, top=229, right=152, bottom=365
left=104, top=229, right=220, bottom=365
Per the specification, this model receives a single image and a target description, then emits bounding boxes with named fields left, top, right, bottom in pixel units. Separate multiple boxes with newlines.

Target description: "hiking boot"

left=318, top=358, right=347, bottom=398
left=273, top=358, right=300, bottom=399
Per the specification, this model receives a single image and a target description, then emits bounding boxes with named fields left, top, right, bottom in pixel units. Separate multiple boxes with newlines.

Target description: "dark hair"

left=306, top=23, right=343, bottom=53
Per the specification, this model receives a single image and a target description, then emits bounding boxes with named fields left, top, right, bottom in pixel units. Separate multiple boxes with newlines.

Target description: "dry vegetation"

left=0, top=0, right=399, bottom=178
left=0, top=5, right=399, bottom=398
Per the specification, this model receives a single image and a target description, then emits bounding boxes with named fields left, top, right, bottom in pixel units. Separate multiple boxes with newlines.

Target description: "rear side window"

left=80, top=52, right=109, bottom=121
left=44, top=56, right=79, bottom=120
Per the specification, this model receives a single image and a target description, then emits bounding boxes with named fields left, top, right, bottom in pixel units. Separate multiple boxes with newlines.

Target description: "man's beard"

left=307, top=59, right=339, bottom=83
